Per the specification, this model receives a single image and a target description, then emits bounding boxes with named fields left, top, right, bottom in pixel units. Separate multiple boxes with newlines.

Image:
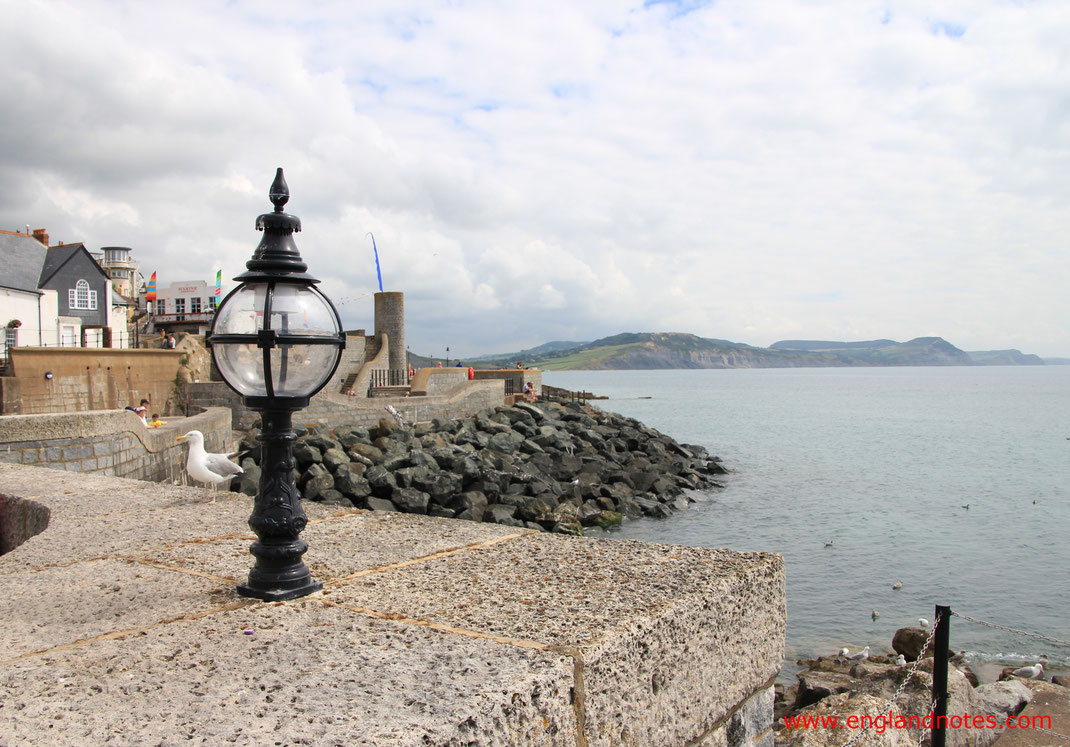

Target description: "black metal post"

left=931, top=604, right=952, bottom=747
left=237, top=405, right=322, bottom=601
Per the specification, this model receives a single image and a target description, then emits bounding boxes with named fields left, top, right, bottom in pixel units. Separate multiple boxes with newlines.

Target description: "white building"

left=153, top=280, right=217, bottom=335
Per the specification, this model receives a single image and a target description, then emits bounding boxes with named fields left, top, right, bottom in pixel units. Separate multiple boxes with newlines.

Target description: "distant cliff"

left=467, top=333, right=1047, bottom=371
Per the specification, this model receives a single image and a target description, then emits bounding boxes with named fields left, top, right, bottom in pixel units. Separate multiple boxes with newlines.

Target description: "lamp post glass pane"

left=270, top=344, right=341, bottom=396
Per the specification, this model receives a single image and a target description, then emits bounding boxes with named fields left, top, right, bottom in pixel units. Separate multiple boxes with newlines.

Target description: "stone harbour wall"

left=0, top=407, right=232, bottom=483
left=0, top=347, right=185, bottom=416
left=185, top=379, right=505, bottom=433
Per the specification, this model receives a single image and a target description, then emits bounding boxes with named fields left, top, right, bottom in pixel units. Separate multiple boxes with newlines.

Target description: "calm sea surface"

left=543, top=367, right=1070, bottom=677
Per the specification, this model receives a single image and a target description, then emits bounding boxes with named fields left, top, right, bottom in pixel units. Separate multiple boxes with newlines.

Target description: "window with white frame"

left=174, top=298, right=185, bottom=315
left=190, top=296, right=201, bottom=313
left=68, top=279, right=98, bottom=310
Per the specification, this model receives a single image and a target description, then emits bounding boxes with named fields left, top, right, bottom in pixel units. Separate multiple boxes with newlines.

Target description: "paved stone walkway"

left=0, top=462, right=784, bottom=745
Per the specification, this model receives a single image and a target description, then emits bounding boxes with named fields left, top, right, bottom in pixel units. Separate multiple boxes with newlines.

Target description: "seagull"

left=839, top=647, right=850, bottom=658
left=892, top=581, right=903, bottom=590
left=1010, top=662, right=1044, bottom=679
left=960, top=504, right=970, bottom=510
left=177, top=430, right=243, bottom=503
left=895, top=654, right=907, bottom=667
left=824, top=540, right=834, bottom=547
left=919, top=618, right=931, bottom=630
left=848, top=646, right=870, bottom=662
left=871, top=609, right=880, bottom=620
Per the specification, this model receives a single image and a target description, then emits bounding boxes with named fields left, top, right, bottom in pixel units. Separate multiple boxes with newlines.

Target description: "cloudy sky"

left=2, top=0, right=1069, bottom=357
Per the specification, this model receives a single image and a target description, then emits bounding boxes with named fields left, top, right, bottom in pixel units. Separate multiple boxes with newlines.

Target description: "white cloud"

left=1, top=0, right=1068, bottom=356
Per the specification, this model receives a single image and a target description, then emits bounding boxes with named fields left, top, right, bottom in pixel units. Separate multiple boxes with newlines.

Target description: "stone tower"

left=373, top=292, right=406, bottom=373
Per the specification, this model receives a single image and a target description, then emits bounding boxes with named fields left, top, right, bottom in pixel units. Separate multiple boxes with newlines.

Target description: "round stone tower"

left=374, top=291, right=406, bottom=373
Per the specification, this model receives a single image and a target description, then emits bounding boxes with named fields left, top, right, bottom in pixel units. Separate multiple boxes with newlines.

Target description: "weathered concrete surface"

left=0, top=462, right=785, bottom=746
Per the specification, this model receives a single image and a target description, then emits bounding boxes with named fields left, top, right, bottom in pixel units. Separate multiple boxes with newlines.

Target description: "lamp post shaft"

left=237, top=405, right=322, bottom=601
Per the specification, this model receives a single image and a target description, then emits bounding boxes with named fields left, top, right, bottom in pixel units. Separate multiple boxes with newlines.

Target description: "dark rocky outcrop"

left=236, top=401, right=726, bottom=534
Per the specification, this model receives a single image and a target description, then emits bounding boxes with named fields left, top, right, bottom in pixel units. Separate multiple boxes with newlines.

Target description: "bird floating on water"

left=871, top=609, right=880, bottom=620
left=824, top=540, right=834, bottom=547
left=1010, top=662, right=1044, bottom=679
left=960, top=504, right=970, bottom=510
left=848, top=646, right=870, bottom=662
left=892, top=581, right=903, bottom=590
left=177, top=430, right=243, bottom=503
left=919, top=618, right=931, bottom=630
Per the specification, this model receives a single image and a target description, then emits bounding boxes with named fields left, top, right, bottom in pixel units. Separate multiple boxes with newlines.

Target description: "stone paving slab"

left=0, top=602, right=577, bottom=746
left=0, top=558, right=222, bottom=659
left=0, top=462, right=786, bottom=746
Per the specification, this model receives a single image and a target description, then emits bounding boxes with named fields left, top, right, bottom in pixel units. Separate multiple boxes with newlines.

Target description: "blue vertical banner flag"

left=369, top=232, right=384, bottom=292
left=215, top=269, right=222, bottom=302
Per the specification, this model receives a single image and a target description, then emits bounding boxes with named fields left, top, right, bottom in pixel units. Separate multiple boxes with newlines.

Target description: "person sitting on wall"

left=164, top=332, right=176, bottom=349
left=523, top=382, right=537, bottom=402
left=455, top=360, right=463, bottom=367
left=126, top=399, right=150, bottom=426
left=516, top=361, right=524, bottom=369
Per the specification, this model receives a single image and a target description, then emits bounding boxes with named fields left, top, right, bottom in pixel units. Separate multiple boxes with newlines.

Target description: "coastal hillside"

left=453, top=333, right=1046, bottom=371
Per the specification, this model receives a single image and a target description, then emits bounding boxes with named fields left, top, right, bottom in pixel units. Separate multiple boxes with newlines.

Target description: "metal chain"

left=951, top=611, right=1070, bottom=648
left=840, top=615, right=942, bottom=747
left=1033, top=726, right=1070, bottom=740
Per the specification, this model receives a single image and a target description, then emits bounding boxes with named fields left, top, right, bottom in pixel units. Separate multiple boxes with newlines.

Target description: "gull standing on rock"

left=849, top=646, right=870, bottom=662
left=895, top=654, right=907, bottom=667
left=1011, top=662, right=1044, bottom=679
left=919, top=618, right=930, bottom=630
left=177, top=430, right=243, bottom=503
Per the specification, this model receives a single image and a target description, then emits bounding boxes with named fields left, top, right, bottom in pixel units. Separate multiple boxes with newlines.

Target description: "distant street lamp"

left=446, top=346, right=450, bottom=367
left=207, top=168, right=345, bottom=601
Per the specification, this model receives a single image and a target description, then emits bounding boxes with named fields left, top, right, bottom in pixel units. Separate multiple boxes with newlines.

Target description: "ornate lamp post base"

left=237, top=404, right=322, bottom=602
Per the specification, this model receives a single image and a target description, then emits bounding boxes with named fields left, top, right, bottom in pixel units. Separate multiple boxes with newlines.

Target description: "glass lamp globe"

left=212, top=281, right=343, bottom=400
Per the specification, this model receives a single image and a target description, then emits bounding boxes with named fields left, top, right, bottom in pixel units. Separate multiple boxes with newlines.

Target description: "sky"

left=2, top=0, right=1069, bottom=358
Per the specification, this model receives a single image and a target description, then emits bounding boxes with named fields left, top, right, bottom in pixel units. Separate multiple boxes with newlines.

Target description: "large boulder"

left=300, top=463, right=334, bottom=501
left=780, top=693, right=911, bottom=746
left=322, top=447, right=349, bottom=472
left=392, top=487, right=431, bottom=514
left=333, top=464, right=371, bottom=500
left=892, top=627, right=931, bottom=661
left=449, top=491, right=487, bottom=522
left=974, top=680, right=1032, bottom=719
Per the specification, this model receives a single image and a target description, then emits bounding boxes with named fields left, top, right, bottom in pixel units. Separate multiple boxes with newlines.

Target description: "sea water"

left=542, top=366, right=1070, bottom=677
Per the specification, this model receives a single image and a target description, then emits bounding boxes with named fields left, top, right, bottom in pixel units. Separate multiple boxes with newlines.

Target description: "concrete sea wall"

left=0, top=407, right=232, bottom=482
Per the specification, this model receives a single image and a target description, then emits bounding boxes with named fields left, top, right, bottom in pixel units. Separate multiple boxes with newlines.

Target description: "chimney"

left=31, top=228, right=49, bottom=246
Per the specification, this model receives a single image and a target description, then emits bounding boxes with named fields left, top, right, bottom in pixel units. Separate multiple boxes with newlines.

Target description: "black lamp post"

left=207, top=168, right=345, bottom=601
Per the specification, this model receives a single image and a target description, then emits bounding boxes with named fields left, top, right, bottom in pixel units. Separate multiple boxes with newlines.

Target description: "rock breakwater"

left=236, top=401, right=726, bottom=534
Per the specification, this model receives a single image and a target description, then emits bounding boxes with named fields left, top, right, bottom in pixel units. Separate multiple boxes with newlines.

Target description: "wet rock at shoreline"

left=237, top=401, right=726, bottom=534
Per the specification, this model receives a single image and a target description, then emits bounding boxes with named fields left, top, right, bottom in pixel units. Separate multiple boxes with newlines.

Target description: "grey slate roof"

left=0, top=232, right=48, bottom=293
left=39, top=243, right=102, bottom=287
